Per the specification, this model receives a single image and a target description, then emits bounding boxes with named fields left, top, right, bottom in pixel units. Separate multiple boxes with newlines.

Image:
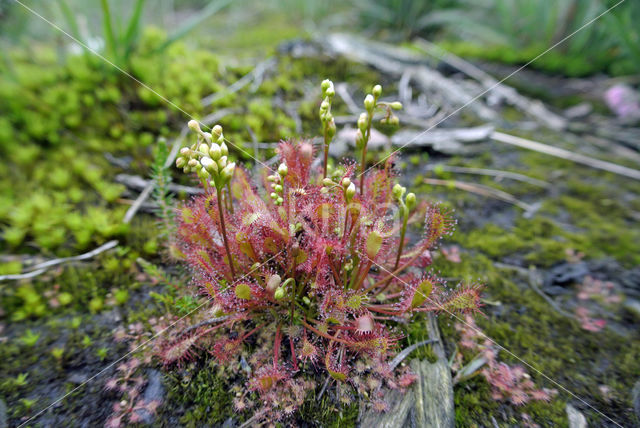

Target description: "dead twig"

left=0, top=240, right=118, bottom=282
left=414, top=38, right=567, bottom=131
left=423, top=178, right=537, bottom=213
left=492, top=131, right=640, bottom=181
left=201, top=57, right=276, bottom=106
left=116, top=174, right=203, bottom=195
left=425, top=164, right=550, bottom=188
left=335, top=82, right=360, bottom=114
left=180, top=316, right=232, bottom=336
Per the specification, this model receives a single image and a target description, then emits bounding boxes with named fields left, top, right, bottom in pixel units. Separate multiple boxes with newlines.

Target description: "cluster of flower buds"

left=355, top=84, right=403, bottom=150
left=267, top=162, right=288, bottom=205
left=319, top=79, right=336, bottom=146
left=392, top=183, right=416, bottom=217
left=321, top=176, right=356, bottom=203
left=176, top=120, right=236, bottom=189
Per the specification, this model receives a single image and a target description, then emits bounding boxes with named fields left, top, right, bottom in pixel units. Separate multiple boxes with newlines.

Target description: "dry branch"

left=425, top=164, right=551, bottom=188
left=424, top=178, right=536, bottom=212
left=323, top=33, right=497, bottom=121
left=201, top=57, right=276, bottom=106
left=0, top=240, right=118, bottom=282
left=492, top=131, right=640, bottom=181
left=414, top=39, right=567, bottom=131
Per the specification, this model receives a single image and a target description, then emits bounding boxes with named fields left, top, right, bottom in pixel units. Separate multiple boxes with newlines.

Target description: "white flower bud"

left=220, top=142, right=229, bottom=157
left=176, top=158, right=186, bottom=168
left=392, top=183, right=405, bottom=200
left=188, top=120, right=200, bottom=132
left=357, top=113, right=368, bottom=132
left=201, top=156, right=218, bottom=174
left=345, top=182, right=356, bottom=202
left=326, top=119, right=336, bottom=139
left=212, top=124, right=223, bottom=138
left=180, top=147, right=190, bottom=156
left=278, top=163, right=288, bottom=177
left=202, top=132, right=212, bottom=143
left=406, top=192, right=416, bottom=210
left=198, top=143, right=210, bottom=156
left=355, top=129, right=364, bottom=149
left=390, top=101, right=403, bottom=110
left=218, top=156, right=227, bottom=169
left=364, top=94, right=375, bottom=111
left=372, top=84, right=382, bottom=98
left=266, top=274, right=281, bottom=293
left=220, top=162, right=235, bottom=184
left=322, top=178, right=334, bottom=186
left=341, top=177, right=351, bottom=188
left=208, top=143, right=221, bottom=160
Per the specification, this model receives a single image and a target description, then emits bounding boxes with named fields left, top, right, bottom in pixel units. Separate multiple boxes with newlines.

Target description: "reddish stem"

left=289, top=336, right=299, bottom=371
left=300, top=319, right=351, bottom=345
left=274, top=324, right=282, bottom=369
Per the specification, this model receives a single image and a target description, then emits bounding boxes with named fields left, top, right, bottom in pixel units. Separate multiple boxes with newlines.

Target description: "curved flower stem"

left=379, top=207, right=408, bottom=295
left=300, top=319, right=351, bottom=345
left=359, top=121, right=372, bottom=194
left=216, top=185, right=236, bottom=278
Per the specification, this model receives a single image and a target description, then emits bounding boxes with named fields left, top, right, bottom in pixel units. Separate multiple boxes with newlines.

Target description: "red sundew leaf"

left=249, top=366, right=289, bottom=394
left=277, top=140, right=314, bottom=187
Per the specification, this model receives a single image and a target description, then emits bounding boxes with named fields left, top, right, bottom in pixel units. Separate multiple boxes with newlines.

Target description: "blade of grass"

left=100, top=0, right=118, bottom=63
left=122, top=0, right=146, bottom=61
left=153, top=0, right=234, bottom=53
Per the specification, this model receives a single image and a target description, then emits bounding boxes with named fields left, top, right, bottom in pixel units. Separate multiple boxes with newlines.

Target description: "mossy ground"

left=1, top=5, right=639, bottom=427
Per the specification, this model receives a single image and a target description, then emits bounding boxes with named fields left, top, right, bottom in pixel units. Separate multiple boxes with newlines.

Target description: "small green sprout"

left=19, top=330, right=40, bottom=347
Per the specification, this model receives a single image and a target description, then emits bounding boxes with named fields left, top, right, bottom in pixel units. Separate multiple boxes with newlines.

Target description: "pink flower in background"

left=604, top=84, right=640, bottom=121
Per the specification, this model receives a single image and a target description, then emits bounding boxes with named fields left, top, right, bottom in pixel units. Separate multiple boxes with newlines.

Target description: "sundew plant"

left=160, top=80, right=483, bottom=420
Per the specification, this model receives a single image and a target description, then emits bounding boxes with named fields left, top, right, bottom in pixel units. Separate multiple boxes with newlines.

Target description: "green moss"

left=163, top=361, right=237, bottom=426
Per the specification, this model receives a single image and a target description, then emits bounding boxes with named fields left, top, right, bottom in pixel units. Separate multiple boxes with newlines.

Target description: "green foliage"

left=151, top=140, right=176, bottom=242
left=355, top=0, right=461, bottom=40
left=19, top=329, right=40, bottom=347
left=430, top=0, right=640, bottom=76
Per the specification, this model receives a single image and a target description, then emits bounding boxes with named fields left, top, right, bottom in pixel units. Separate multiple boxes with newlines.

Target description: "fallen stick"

left=414, top=38, right=567, bottom=131
left=492, top=131, right=640, bottom=181
left=424, top=178, right=536, bottom=212
left=425, top=164, right=551, bottom=188
left=116, top=174, right=203, bottom=195
left=201, top=57, right=276, bottom=106
left=0, top=240, right=118, bottom=282
left=323, top=33, right=497, bottom=121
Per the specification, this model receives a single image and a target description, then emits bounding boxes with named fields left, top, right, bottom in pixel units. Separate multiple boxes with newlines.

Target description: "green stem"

left=323, top=129, right=329, bottom=179
left=359, top=118, right=373, bottom=194
left=216, top=186, right=235, bottom=278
